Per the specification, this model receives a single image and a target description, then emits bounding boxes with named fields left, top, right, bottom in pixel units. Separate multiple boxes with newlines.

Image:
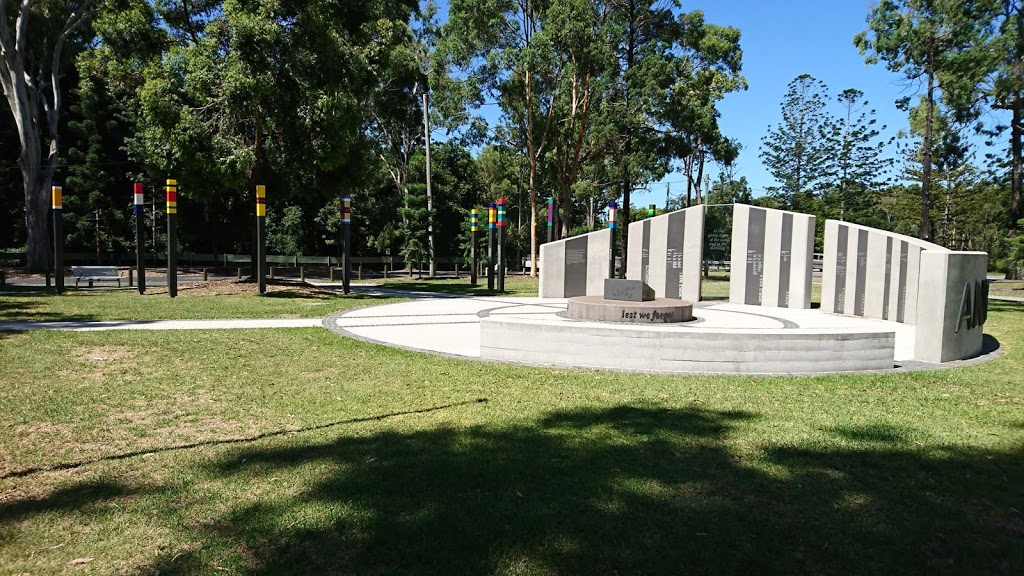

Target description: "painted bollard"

left=342, top=195, right=351, bottom=295
left=256, top=185, right=267, bottom=294
left=487, top=202, right=496, bottom=291
left=52, top=183, right=64, bottom=295
left=470, top=208, right=479, bottom=286
left=547, top=196, right=554, bottom=244
left=166, top=179, right=178, bottom=298
left=608, top=200, right=618, bottom=279
left=497, top=197, right=507, bottom=292
left=134, top=183, right=146, bottom=294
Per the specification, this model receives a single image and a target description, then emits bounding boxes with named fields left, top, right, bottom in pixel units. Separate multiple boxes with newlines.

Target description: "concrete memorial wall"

left=820, top=221, right=939, bottom=323
left=625, top=206, right=704, bottom=302
left=729, top=204, right=815, bottom=308
left=821, top=220, right=988, bottom=362
left=539, top=228, right=613, bottom=298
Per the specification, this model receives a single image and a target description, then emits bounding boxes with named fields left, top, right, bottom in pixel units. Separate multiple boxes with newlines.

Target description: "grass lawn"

left=0, top=288, right=1021, bottom=574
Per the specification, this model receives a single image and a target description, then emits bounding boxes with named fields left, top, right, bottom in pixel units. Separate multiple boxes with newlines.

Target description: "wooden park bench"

left=71, top=266, right=122, bottom=288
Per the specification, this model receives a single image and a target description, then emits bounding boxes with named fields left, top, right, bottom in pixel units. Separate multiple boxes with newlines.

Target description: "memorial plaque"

left=703, top=204, right=732, bottom=276
left=778, top=213, right=792, bottom=307
left=855, top=229, right=868, bottom=316
left=664, top=212, right=685, bottom=299
left=604, top=278, right=655, bottom=302
left=835, top=224, right=848, bottom=314
left=564, top=235, right=589, bottom=297
left=745, top=208, right=766, bottom=305
left=882, top=237, right=893, bottom=320
left=896, top=240, right=908, bottom=323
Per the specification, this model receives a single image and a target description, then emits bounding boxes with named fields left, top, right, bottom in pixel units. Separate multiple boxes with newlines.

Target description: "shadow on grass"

left=0, top=479, right=141, bottom=524
left=0, top=287, right=100, bottom=325
left=0, top=400, right=484, bottom=480
left=133, top=405, right=1024, bottom=575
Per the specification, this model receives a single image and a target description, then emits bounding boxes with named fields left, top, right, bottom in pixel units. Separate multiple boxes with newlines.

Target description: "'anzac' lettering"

left=955, top=280, right=989, bottom=334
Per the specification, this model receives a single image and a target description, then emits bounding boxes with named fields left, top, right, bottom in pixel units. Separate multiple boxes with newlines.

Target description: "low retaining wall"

left=480, top=317, right=895, bottom=374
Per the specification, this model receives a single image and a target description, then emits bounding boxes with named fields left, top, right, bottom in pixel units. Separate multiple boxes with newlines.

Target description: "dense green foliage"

left=0, top=0, right=1020, bottom=273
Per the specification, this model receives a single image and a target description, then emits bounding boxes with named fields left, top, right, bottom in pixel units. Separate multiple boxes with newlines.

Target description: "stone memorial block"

left=625, top=205, right=703, bottom=301
left=822, top=221, right=931, bottom=324
left=821, top=220, right=989, bottom=362
left=539, top=228, right=612, bottom=298
left=603, top=278, right=655, bottom=302
left=729, top=204, right=814, bottom=308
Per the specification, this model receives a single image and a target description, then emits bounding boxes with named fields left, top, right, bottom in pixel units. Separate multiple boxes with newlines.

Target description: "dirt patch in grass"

left=71, top=345, right=139, bottom=363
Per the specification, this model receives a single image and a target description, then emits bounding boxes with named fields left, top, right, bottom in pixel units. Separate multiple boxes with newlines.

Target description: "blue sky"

left=434, top=0, right=928, bottom=207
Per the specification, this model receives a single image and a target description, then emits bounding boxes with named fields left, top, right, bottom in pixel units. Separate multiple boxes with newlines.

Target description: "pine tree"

left=820, top=89, right=894, bottom=224
left=759, top=74, right=831, bottom=213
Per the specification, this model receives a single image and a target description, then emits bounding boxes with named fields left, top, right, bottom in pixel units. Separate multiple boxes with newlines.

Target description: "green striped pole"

left=134, top=183, right=146, bottom=294
left=497, top=197, right=507, bottom=292
left=648, top=204, right=656, bottom=218
left=470, top=208, right=479, bottom=286
left=52, top=183, right=64, bottom=295
left=547, top=196, right=554, bottom=243
left=166, top=179, right=178, bottom=298
left=608, top=200, right=618, bottom=278
left=256, top=185, right=267, bottom=294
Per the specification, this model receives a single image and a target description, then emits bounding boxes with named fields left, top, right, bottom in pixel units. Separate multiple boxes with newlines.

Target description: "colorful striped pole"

left=608, top=200, right=618, bottom=279
left=256, top=185, right=267, bottom=294
left=342, top=195, right=352, bottom=295
left=166, top=179, right=178, bottom=298
left=547, top=196, right=554, bottom=244
left=497, top=197, right=507, bottom=292
left=52, top=183, right=64, bottom=294
left=470, top=208, right=479, bottom=286
left=134, top=183, right=146, bottom=294
left=487, top=202, right=496, bottom=291
left=648, top=204, right=656, bottom=218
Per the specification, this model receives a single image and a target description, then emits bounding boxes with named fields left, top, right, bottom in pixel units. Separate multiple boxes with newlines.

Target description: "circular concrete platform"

left=321, top=294, right=1004, bottom=374
left=566, top=296, right=693, bottom=323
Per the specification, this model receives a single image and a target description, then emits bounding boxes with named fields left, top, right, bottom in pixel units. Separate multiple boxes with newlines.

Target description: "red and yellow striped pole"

left=256, top=184, right=267, bottom=294
left=166, top=179, right=178, bottom=297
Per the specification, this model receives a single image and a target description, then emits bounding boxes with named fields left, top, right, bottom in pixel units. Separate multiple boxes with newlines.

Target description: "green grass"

left=0, top=299, right=1022, bottom=574
left=359, top=274, right=541, bottom=297
left=0, top=285, right=404, bottom=322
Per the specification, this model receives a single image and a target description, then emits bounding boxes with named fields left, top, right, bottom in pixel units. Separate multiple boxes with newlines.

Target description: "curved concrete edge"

left=479, top=316, right=897, bottom=375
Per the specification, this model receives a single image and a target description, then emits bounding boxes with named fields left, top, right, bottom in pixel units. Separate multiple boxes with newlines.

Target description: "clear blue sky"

left=434, top=0, right=923, bottom=207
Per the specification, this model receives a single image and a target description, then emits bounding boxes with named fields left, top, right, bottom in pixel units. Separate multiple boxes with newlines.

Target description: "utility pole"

left=422, top=92, right=435, bottom=278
